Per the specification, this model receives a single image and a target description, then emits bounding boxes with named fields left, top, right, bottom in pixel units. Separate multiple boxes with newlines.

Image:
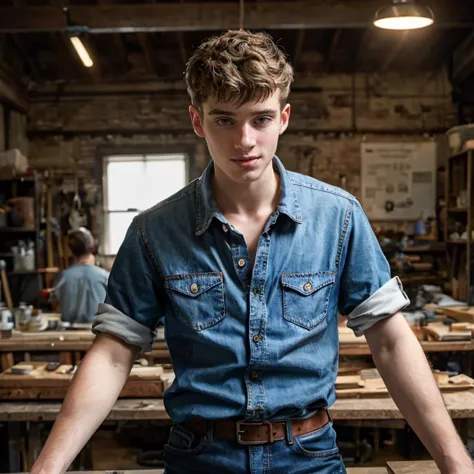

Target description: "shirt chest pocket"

left=281, top=272, right=336, bottom=330
left=164, top=272, right=225, bottom=331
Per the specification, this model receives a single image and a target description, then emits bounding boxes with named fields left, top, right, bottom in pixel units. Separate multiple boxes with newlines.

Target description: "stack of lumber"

left=0, top=362, right=175, bottom=400
left=336, top=368, right=474, bottom=399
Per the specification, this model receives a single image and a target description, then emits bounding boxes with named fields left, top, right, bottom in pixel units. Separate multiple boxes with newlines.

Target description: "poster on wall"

left=361, top=142, right=437, bottom=220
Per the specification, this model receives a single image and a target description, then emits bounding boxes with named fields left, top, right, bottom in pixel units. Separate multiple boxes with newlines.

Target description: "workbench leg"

left=7, top=422, right=21, bottom=472
left=59, top=352, right=73, bottom=365
left=373, top=427, right=380, bottom=454
left=456, top=419, right=469, bottom=444
left=27, top=422, right=42, bottom=470
left=1, top=352, right=14, bottom=371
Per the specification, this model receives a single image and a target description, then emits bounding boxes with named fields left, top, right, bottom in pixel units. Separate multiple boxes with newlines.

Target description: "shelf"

left=8, top=270, right=39, bottom=276
left=402, top=246, right=446, bottom=254
left=0, top=227, right=36, bottom=233
left=0, top=252, right=14, bottom=257
left=7, top=268, right=60, bottom=276
left=448, top=207, right=468, bottom=213
left=0, top=176, right=36, bottom=182
left=447, top=240, right=472, bottom=244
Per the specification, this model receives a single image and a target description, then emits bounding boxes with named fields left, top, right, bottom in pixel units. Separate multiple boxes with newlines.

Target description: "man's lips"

left=232, top=156, right=259, bottom=161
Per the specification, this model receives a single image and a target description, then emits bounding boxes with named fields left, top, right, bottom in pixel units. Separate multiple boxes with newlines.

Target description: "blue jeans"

left=164, top=419, right=346, bottom=474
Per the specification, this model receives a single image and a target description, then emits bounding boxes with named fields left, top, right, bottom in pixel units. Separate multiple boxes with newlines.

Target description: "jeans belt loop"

left=285, top=419, right=294, bottom=445
left=205, top=419, right=214, bottom=442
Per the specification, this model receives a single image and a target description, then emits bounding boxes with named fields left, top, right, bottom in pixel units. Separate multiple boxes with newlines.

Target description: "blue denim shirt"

left=93, top=157, right=409, bottom=423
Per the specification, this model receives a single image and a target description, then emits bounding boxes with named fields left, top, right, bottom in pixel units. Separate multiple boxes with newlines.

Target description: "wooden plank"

left=0, top=363, right=165, bottom=399
left=2, top=390, right=474, bottom=423
left=335, top=375, right=365, bottom=389
left=424, top=322, right=471, bottom=341
left=387, top=460, right=439, bottom=474
left=337, top=374, right=474, bottom=399
left=347, top=469, right=386, bottom=474
left=441, top=305, right=474, bottom=323
left=0, top=2, right=473, bottom=33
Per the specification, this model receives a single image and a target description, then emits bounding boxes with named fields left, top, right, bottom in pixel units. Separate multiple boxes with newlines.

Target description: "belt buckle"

left=236, top=420, right=274, bottom=446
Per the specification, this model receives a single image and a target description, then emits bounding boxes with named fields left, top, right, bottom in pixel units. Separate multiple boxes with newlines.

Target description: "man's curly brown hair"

left=185, top=30, right=294, bottom=110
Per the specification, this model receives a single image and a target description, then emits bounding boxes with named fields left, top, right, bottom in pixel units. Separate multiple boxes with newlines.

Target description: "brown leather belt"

left=182, top=409, right=329, bottom=446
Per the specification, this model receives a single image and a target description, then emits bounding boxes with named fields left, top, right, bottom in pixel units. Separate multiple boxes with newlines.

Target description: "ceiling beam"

left=452, top=31, right=474, bottom=84
left=326, top=29, right=342, bottom=72
left=97, top=0, right=130, bottom=74
left=137, top=33, right=159, bottom=76
left=293, top=30, right=305, bottom=70
left=0, top=73, right=28, bottom=111
left=0, top=2, right=473, bottom=33
left=9, top=34, right=42, bottom=81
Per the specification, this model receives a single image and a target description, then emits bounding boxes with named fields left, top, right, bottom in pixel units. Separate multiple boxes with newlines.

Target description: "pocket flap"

left=281, top=272, right=335, bottom=296
left=165, top=273, right=223, bottom=297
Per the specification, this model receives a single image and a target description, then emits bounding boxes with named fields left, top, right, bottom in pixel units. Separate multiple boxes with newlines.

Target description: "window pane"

left=108, top=211, right=138, bottom=255
left=143, top=159, right=186, bottom=207
left=107, top=161, right=144, bottom=211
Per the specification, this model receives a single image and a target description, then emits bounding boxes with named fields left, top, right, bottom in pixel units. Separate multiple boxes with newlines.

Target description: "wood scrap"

left=387, top=460, right=439, bottom=474
left=338, top=325, right=367, bottom=344
left=336, top=370, right=473, bottom=399
left=433, top=370, right=450, bottom=385
left=411, top=262, right=433, bottom=271
left=441, top=306, right=474, bottom=323
left=451, top=322, right=470, bottom=332
left=449, top=374, right=474, bottom=385
left=0, top=362, right=165, bottom=399
left=360, top=368, right=380, bottom=380
left=424, top=322, right=471, bottom=341
left=335, top=375, right=365, bottom=389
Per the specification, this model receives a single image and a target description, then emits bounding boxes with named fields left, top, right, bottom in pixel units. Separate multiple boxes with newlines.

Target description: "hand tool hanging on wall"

left=0, top=260, right=13, bottom=311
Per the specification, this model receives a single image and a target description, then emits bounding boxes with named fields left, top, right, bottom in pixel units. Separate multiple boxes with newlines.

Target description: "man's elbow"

left=365, top=311, right=412, bottom=354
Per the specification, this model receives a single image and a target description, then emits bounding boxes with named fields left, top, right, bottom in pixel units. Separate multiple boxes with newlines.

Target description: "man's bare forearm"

left=366, top=313, right=473, bottom=474
left=31, top=333, right=139, bottom=474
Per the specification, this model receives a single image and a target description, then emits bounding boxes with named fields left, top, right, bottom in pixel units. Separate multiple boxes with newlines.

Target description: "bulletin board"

left=361, top=142, right=437, bottom=220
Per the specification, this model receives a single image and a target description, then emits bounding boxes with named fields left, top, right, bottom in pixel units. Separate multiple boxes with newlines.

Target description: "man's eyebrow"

left=207, top=108, right=278, bottom=116
left=208, top=109, right=236, bottom=116
left=253, top=109, right=278, bottom=116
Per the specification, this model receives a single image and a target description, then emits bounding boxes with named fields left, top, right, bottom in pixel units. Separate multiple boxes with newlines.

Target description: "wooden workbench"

left=9, top=461, right=440, bottom=473
left=1, top=390, right=473, bottom=422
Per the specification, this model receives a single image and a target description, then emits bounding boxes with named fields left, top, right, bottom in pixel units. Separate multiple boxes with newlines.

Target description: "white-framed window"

left=103, top=153, right=188, bottom=255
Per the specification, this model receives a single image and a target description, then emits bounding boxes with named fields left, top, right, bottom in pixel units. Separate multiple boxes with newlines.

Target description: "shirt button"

left=190, top=283, right=199, bottom=294
left=251, top=371, right=259, bottom=380
left=238, top=258, right=246, bottom=268
left=253, top=335, right=260, bottom=343
left=303, top=282, right=313, bottom=292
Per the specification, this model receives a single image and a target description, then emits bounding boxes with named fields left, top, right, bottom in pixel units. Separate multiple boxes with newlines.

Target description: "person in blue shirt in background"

left=55, top=227, right=109, bottom=324
left=32, top=30, right=473, bottom=474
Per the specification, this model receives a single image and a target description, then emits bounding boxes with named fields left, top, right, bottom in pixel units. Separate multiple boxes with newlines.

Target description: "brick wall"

left=27, top=70, right=455, bottom=244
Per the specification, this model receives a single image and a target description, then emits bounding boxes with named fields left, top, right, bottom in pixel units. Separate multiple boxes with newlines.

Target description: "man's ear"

left=189, top=106, right=205, bottom=138
left=279, top=103, right=291, bottom=135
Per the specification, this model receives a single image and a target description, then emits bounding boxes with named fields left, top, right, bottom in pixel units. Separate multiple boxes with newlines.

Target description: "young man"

left=55, top=227, right=109, bottom=324
left=31, top=30, right=473, bottom=474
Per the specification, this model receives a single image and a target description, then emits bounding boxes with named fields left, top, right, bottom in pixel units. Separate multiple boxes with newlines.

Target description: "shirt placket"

left=244, top=213, right=278, bottom=421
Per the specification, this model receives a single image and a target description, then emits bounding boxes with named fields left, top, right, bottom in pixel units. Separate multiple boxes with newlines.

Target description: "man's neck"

left=75, top=254, right=95, bottom=266
left=212, top=164, right=280, bottom=218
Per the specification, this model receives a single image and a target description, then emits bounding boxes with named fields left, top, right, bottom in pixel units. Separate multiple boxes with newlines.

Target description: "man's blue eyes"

left=215, top=117, right=271, bottom=127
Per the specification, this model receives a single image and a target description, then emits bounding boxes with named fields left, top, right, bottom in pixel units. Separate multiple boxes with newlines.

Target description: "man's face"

left=189, top=91, right=291, bottom=185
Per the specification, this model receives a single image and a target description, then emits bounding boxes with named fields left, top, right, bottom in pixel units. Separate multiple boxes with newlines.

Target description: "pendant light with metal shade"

left=373, top=0, right=434, bottom=30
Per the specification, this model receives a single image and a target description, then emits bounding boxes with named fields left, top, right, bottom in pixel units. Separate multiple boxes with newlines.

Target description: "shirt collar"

left=195, top=156, right=303, bottom=236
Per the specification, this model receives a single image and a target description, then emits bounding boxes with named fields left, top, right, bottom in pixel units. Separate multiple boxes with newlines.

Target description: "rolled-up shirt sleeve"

left=92, top=217, right=165, bottom=353
left=338, top=201, right=410, bottom=336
